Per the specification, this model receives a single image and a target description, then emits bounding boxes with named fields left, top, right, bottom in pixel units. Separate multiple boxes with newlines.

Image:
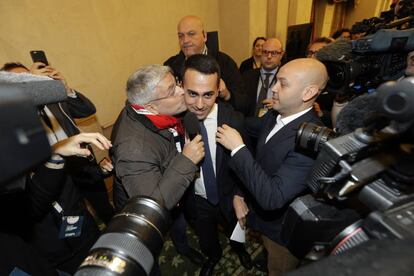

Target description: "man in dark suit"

left=217, top=58, right=329, bottom=275
left=182, top=54, right=252, bottom=275
left=242, top=38, right=284, bottom=117
left=164, top=15, right=245, bottom=111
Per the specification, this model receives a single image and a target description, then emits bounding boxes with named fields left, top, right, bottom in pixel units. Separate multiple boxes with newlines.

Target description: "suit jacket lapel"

left=248, top=70, right=260, bottom=103
left=245, top=70, right=261, bottom=116
left=216, top=104, right=225, bottom=177
left=256, top=111, right=277, bottom=159
left=46, top=103, right=78, bottom=136
left=256, top=110, right=317, bottom=160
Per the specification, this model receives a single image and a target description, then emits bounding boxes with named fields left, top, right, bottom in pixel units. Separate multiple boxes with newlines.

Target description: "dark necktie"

left=199, top=121, right=219, bottom=205
left=256, top=73, right=272, bottom=116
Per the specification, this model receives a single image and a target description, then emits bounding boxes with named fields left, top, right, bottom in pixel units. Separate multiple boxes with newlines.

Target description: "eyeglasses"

left=148, top=84, right=179, bottom=103
left=262, top=50, right=283, bottom=57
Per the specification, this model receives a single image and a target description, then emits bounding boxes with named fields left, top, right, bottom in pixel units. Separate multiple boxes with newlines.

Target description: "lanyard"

left=259, top=68, right=278, bottom=91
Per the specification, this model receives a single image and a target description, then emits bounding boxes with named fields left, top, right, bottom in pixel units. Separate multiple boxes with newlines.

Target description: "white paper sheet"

left=230, top=221, right=246, bottom=243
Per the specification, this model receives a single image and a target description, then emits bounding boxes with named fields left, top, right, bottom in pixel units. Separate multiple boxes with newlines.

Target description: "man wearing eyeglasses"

left=241, top=38, right=284, bottom=117
left=111, top=65, right=205, bottom=211
left=111, top=65, right=209, bottom=272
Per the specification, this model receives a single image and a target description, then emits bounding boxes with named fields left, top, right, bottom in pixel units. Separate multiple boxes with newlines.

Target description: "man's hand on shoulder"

left=216, top=124, right=244, bottom=151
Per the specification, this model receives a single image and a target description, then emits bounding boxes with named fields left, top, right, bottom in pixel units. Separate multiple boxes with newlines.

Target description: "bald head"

left=261, top=38, right=284, bottom=71
left=286, top=58, right=328, bottom=90
left=265, top=38, right=283, bottom=49
left=271, top=58, right=328, bottom=117
left=178, top=16, right=204, bottom=30
left=177, top=15, right=207, bottom=57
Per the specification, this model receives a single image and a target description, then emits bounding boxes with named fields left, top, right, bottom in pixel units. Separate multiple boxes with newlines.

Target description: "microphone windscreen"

left=335, top=93, right=381, bottom=135
left=376, top=77, right=414, bottom=122
left=316, top=38, right=353, bottom=62
left=0, top=72, right=67, bottom=106
left=183, top=111, right=200, bottom=140
left=17, top=81, right=67, bottom=106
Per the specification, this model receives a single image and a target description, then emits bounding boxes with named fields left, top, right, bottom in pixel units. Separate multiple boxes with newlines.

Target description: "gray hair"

left=126, top=64, right=172, bottom=105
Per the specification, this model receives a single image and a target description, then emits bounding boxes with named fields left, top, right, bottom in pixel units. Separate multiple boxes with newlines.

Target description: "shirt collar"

left=279, top=107, right=313, bottom=126
left=185, top=45, right=208, bottom=60
left=202, top=45, right=208, bottom=55
left=260, top=67, right=278, bottom=77
left=204, top=103, right=218, bottom=122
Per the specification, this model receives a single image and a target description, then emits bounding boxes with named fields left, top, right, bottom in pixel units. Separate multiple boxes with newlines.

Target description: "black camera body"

left=318, top=28, right=414, bottom=99
left=282, top=78, right=414, bottom=262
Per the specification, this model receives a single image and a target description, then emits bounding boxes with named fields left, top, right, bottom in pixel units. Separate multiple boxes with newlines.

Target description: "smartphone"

left=30, top=50, right=49, bottom=66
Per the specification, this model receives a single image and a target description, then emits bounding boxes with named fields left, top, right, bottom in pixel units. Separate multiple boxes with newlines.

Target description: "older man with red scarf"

left=111, top=64, right=205, bottom=210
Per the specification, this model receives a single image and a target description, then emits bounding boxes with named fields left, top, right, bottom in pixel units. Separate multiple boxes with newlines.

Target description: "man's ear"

left=202, top=30, right=207, bottom=43
left=303, top=85, right=320, bottom=102
left=144, top=103, right=159, bottom=115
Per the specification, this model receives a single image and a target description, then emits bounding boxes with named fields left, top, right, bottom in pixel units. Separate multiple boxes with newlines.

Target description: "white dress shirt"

left=194, top=104, right=218, bottom=199
left=265, top=107, right=312, bottom=143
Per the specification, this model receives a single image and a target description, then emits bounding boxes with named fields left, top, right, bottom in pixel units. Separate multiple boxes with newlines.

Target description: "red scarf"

left=131, top=104, right=184, bottom=135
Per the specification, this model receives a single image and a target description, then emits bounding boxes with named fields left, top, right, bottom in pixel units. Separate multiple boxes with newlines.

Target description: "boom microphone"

left=183, top=111, right=200, bottom=140
left=0, top=85, right=51, bottom=185
left=335, top=93, right=382, bottom=135
left=0, top=72, right=67, bottom=106
left=315, top=38, right=353, bottom=62
left=336, top=77, right=414, bottom=135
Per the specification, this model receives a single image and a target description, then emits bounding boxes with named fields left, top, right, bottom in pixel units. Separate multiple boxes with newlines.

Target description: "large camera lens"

left=75, top=196, right=170, bottom=276
left=296, top=122, right=338, bottom=153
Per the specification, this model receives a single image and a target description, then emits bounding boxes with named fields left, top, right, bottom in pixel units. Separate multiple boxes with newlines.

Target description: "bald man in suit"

left=217, top=58, right=328, bottom=275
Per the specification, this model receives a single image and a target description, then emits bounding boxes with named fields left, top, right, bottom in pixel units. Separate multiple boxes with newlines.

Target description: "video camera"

left=281, top=77, right=414, bottom=266
left=316, top=19, right=414, bottom=100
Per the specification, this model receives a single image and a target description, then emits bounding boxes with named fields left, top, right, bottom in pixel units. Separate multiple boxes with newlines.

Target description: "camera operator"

left=2, top=62, right=115, bottom=222
left=1, top=62, right=114, bottom=274
left=2, top=62, right=114, bottom=220
left=0, top=133, right=111, bottom=276
left=216, top=58, right=328, bottom=275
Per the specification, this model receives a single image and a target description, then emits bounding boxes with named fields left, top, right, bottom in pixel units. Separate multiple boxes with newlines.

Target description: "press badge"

left=59, top=216, right=84, bottom=239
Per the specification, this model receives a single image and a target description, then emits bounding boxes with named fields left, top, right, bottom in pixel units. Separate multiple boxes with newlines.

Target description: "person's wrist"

left=45, top=154, right=65, bottom=169
left=231, top=144, right=245, bottom=156
left=67, top=88, right=77, bottom=98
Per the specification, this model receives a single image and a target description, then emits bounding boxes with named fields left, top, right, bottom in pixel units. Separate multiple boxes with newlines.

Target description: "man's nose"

left=195, top=97, right=204, bottom=109
left=183, top=34, right=191, bottom=44
left=271, top=83, right=278, bottom=93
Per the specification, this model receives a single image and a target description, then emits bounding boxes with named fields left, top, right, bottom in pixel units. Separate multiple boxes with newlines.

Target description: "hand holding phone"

left=28, top=51, right=71, bottom=93
left=30, top=50, right=49, bottom=67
